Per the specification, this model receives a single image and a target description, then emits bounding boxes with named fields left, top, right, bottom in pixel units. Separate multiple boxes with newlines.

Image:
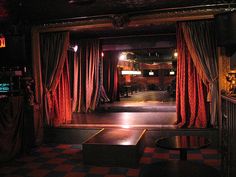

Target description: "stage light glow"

left=121, top=125, right=131, bottom=129
left=149, top=71, right=154, bottom=76
left=101, top=52, right=104, bottom=57
left=121, top=70, right=141, bottom=75
left=173, top=50, right=178, bottom=58
left=73, top=45, right=78, bottom=52
left=169, top=71, right=175, bottom=75
left=119, top=53, right=127, bottom=61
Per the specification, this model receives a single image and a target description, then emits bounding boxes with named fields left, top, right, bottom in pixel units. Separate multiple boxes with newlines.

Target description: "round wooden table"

left=139, top=136, right=219, bottom=177
left=155, top=135, right=211, bottom=160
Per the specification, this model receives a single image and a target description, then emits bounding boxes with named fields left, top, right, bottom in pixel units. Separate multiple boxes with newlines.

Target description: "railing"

left=221, top=95, right=236, bottom=177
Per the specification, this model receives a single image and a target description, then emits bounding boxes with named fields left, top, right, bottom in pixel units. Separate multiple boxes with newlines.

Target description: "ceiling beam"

left=129, top=14, right=214, bottom=27
left=31, top=3, right=233, bottom=33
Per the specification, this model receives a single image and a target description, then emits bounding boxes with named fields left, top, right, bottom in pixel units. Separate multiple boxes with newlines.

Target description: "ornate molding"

left=111, top=14, right=130, bottom=29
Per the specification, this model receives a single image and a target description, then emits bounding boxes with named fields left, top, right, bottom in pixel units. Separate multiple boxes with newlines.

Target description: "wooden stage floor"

left=47, top=92, right=218, bottom=147
left=64, top=91, right=176, bottom=129
left=69, top=112, right=177, bottom=129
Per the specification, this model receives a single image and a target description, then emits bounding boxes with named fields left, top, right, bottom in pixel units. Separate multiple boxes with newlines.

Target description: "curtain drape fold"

left=179, top=21, right=219, bottom=126
left=99, top=55, right=110, bottom=103
left=39, top=32, right=71, bottom=126
left=68, top=51, right=79, bottom=112
left=103, top=51, right=120, bottom=102
left=176, top=27, right=208, bottom=128
left=74, top=39, right=101, bottom=112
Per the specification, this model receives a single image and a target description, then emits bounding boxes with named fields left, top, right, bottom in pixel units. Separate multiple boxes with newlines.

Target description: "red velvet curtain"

left=103, top=51, right=120, bottom=102
left=74, top=39, right=100, bottom=112
left=176, top=25, right=208, bottom=128
left=68, top=51, right=79, bottom=112
left=39, top=32, right=71, bottom=126
left=180, top=21, right=218, bottom=127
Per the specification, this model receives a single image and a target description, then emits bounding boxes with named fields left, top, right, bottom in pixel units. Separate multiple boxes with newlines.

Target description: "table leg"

left=180, top=149, right=187, bottom=160
left=124, top=86, right=130, bottom=98
left=125, top=87, right=129, bottom=97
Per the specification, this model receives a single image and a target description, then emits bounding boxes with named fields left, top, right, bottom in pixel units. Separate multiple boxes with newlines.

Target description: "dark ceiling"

left=0, top=0, right=234, bottom=23
left=17, top=0, right=213, bottom=22
left=1, top=0, right=235, bottom=62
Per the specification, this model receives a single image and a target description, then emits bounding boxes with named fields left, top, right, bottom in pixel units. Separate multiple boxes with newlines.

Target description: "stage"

left=66, top=90, right=176, bottom=129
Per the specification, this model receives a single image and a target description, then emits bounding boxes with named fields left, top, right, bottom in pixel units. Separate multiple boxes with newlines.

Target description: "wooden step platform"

left=82, top=128, right=146, bottom=167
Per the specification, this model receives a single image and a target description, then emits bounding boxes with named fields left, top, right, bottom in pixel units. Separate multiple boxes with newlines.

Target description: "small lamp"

left=231, top=78, right=236, bottom=95
left=226, top=72, right=236, bottom=95
left=173, top=49, right=178, bottom=58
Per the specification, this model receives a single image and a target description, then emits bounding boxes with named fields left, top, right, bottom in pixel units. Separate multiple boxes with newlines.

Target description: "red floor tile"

left=0, top=145, right=221, bottom=177
left=56, top=144, right=72, bottom=149
left=169, top=150, right=180, bottom=154
left=47, top=158, right=66, bottom=164
left=54, top=164, right=74, bottom=172
left=144, top=147, right=155, bottom=153
left=139, top=157, right=152, bottom=164
left=204, top=159, right=221, bottom=167
left=90, top=166, right=110, bottom=174
left=153, top=153, right=169, bottom=159
left=188, top=153, right=204, bottom=160
left=127, top=169, right=140, bottom=176
left=201, top=149, right=219, bottom=154
left=63, top=149, right=81, bottom=154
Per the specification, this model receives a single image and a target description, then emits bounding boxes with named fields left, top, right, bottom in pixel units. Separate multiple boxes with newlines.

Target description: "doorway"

left=98, top=47, right=177, bottom=112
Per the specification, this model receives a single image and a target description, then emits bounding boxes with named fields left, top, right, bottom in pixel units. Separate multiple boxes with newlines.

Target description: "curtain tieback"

left=207, top=91, right=212, bottom=102
left=207, top=76, right=218, bottom=102
left=45, top=88, right=53, bottom=112
left=212, top=76, right=218, bottom=83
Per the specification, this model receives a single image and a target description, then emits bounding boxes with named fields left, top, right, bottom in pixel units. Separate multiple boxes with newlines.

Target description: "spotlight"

left=73, top=45, right=78, bottom=52
left=149, top=70, right=154, bottom=76
left=169, top=70, right=175, bottom=75
left=121, top=71, right=141, bottom=75
left=173, top=50, right=178, bottom=58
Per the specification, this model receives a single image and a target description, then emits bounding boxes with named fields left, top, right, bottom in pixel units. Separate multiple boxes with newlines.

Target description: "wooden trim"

left=136, top=129, right=147, bottom=144
left=32, top=18, right=113, bottom=33
left=221, top=95, right=236, bottom=104
left=129, top=14, right=214, bottom=27
left=82, top=128, right=104, bottom=144
left=31, top=10, right=215, bottom=33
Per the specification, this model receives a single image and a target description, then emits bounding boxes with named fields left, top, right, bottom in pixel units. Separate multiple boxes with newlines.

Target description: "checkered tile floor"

left=0, top=144, right=221, bottom=177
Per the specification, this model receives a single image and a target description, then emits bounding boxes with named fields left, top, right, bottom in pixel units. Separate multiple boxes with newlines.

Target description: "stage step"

left=96, top=105, right=176, bottom=112
left=82, top=128, right=146, bottom=167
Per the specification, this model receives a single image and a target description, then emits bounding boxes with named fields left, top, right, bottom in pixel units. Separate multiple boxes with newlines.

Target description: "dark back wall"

left=0, top=23, right=31, bottom=68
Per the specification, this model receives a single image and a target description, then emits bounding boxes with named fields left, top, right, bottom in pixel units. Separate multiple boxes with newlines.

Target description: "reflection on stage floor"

left=68, top=91, right=177, bottom=129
